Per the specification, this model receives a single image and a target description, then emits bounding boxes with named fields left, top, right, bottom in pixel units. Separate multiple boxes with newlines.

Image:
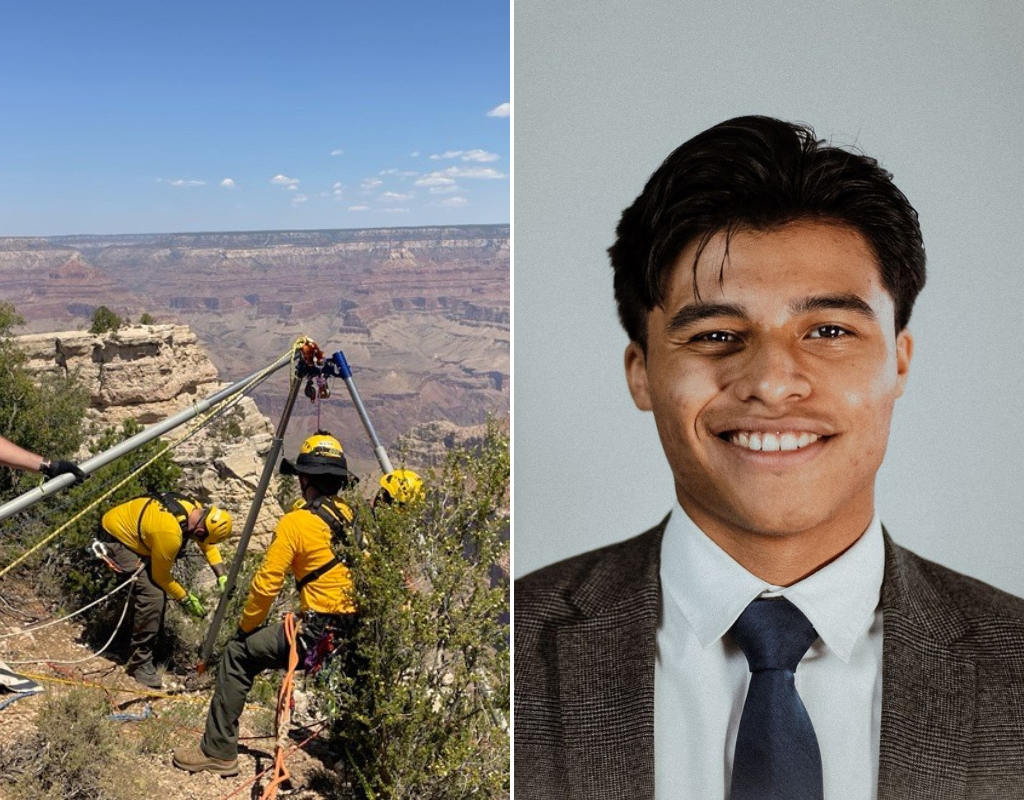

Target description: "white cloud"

left=159, top=178, right=206, bottom=187
left=220, top=178, right=237, bottom=190
left=361, top=177, right=383, bottom=190
left=381, top=191, right=413, bottom=202
left=291, top=194, right=308, bottom=207
left=429, top=149, right=500, bottom=163
left=287, top=184, right=299, bottom=192
left=429, top=185, right=460, bottom=194
left=270, top=174, right=300, bottom=187
left=440, top=166, right=506, bottom=179
left=333, top=182, right=343, bottom=190
left=414, top=174, right=456, bottom=187
left=410, top=151, right=421, bottom=157
left=379, top=168, right=418, bottom=177
left=440, top=196, right=469, bottom=207
left=487, top=102, right=511, bottom=118
left=348, top=205, right=370, bottom=211
left=463, top=149, right=500, bottom=163
left=330, top=148, right=344, bottom=156
left=430, top=150, right=464, bottom=161
left=381, top=207, right=409, bottom=213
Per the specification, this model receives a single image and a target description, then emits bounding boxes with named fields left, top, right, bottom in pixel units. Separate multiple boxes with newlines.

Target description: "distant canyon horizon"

left=1, top=224, right=510, bottom=467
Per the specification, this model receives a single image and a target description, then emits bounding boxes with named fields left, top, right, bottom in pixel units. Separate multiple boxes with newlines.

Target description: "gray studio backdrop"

left=513, top=0, right=1024, bottom=595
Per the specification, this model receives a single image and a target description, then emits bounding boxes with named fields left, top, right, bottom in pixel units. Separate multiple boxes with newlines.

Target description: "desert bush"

left=89, top=305, right=122, bottom=334
left=315, top=421, right=510, bottom=799
left=3, top=689, right=153, bottom=799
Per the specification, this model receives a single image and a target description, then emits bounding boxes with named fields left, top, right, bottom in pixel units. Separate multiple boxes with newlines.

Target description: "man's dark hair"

left=609, top=115, right=927, bottom=348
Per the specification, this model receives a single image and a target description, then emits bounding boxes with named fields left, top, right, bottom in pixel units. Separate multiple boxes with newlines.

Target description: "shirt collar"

left=660, top=501, right=884, bottom=663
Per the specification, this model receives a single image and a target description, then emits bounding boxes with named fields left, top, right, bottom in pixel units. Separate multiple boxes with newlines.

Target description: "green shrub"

left=317, top=421, right=510, bottom=799
left=89, top=306, right=122, bottom=334
left=0, top=302, right=89, bottom=501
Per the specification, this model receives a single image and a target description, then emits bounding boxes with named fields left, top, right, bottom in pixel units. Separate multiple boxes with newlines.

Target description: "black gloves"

left=41, top=460, right=86, bottom=484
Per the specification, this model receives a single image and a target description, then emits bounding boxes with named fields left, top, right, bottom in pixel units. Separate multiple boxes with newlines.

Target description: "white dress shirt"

left=654, top=502, right=884, bottom=800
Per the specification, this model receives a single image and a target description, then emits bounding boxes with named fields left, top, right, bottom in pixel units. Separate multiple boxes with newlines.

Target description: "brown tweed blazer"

left=514, top=521, right=1024, bottom=799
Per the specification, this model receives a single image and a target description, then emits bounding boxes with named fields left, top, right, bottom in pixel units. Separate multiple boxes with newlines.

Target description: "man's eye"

left=808, top=325, right=850, bottom=339
left=692, top=331, right=738, bottom=344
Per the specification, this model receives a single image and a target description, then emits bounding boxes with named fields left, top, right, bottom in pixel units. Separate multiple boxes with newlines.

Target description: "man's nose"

left=731, top=339, right=812, bottom=406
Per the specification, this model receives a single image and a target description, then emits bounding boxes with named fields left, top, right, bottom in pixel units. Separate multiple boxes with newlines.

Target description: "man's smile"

left=721, top=430, right=827, bottom=452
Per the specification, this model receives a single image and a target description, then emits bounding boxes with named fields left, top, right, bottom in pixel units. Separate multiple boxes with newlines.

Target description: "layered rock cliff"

left=1, top=226, right=510, bottom=467
left=17, top=324, right=285, bottom=539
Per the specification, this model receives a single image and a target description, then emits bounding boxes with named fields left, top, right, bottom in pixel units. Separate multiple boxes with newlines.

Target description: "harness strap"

left=295, top=557, right=341, bottom=591
left=292, top=495, right=353, bottom=591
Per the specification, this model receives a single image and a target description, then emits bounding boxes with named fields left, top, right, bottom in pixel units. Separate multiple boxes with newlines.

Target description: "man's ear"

left=624, top=341, right=653, bottom=411
left=895, top=328, right=913, bottom=398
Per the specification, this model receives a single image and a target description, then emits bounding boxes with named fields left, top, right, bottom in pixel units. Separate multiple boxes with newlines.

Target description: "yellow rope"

left=0, top=346, right=295, bottom=579
left=16, top=669, right=181, bottom=700
left=17, top=669, right=281, bottom=712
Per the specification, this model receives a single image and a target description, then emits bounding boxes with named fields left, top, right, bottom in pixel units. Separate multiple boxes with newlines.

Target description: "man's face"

left=625, top=220, right=912, bottom=549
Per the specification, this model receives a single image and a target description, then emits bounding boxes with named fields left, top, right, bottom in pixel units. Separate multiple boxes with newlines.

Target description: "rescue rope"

left=12, top=666, right=298, bottom=720
left=4, top=573, right=134, bottom=665
left=0, top=565, right=141, bottom=641
left=0, top=350, right=285, bottom=579
left=259, top=611, right=300, bottom=800
left=14, top=668, right=179, bottom=700
left=222, top=721, right=325, bottom=800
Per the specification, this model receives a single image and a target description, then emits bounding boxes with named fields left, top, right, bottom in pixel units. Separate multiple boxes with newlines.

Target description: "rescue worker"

left=172, top=431, right=361, bottom=776
left=373, top=467, right=424, bottom=509
left=97, top=493, right=233, bottom=689
left=0, top=434, right=86, bottom=482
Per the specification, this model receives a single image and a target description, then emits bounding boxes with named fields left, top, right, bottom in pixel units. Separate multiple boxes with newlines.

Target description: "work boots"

left=126, top=661, right=162, bottom=690
left=172, top=745, right=240, bottom=776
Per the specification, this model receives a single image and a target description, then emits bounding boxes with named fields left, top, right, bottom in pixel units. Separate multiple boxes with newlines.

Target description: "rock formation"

left=17, top=324, right=285, bottom=540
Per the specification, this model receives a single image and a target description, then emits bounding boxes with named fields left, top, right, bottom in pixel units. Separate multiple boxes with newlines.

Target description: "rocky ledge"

left=18, top=324, right=285, bottom=540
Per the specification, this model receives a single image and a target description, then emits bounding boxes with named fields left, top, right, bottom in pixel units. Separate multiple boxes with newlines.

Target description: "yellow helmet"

left=202, top=506, right=233, bottom=545
left=280, top=431, right=357, bottom=484
left=378, top=469, right=424, bottom=505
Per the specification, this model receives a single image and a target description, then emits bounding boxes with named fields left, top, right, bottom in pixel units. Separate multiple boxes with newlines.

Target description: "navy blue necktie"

left=729, top=597, right=823, bottom=800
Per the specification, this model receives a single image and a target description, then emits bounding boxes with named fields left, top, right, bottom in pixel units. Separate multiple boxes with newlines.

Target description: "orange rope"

left=258, top=612, right=299, bottom=800
left=218, top=723, right=325, bottom=800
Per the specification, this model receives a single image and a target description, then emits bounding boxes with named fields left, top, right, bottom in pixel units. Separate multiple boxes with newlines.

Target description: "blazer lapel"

left=556, top=524, right=664, bottom=800
left=878, top=535, right=975, bottom=800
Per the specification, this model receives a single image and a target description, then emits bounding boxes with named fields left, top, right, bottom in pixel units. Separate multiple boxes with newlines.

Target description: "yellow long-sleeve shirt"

left=101, top=496, right=223, bottom=602
left=239, top=503, right=356, bottom=633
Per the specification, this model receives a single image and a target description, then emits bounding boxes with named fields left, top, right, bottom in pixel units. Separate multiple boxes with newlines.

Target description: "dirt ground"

left=0, top=584, right=342, bottom=800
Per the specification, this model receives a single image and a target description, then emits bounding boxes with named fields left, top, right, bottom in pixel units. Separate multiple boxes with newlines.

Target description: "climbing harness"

left=298, top=609, right=355, bottom=676
left=137, top=491, right=198, bottom=537
left=291, top=495, right=357, bottom=592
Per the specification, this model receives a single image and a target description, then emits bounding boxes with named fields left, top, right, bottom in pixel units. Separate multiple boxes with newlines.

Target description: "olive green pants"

left=101, top=535, right=166, bottom=672
left=201, top=614, right=358, bottom=760
left=201, top=623, right=290, bottom=760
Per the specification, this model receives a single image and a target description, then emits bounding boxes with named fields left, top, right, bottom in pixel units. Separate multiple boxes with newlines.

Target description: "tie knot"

left=729, top=597, right=818, bottom=672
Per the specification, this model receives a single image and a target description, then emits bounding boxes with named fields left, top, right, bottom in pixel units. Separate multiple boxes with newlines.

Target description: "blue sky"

left=0, top=1, right=510, bottom=235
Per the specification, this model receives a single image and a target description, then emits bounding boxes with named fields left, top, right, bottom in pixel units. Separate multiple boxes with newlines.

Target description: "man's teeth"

left=728, top=431, right=820, bottom=452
